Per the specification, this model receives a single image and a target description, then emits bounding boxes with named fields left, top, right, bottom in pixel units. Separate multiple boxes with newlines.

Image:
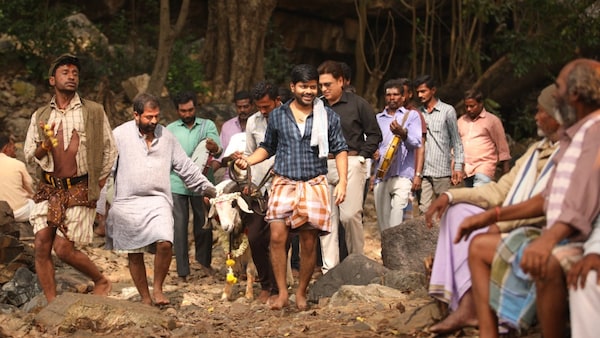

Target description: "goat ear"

left=236, top=196, right=253, bottom=214
left=207, top=204, right=216, bottom=218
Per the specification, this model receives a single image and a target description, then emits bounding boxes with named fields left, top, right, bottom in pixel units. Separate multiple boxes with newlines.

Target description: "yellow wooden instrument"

left=375, top=110, right=411, bottom=180
left=376, top=135, right=401, bottom=179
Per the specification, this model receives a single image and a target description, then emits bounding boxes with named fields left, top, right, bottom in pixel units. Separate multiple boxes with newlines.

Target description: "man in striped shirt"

left=414, top=75, right=464, bottom=213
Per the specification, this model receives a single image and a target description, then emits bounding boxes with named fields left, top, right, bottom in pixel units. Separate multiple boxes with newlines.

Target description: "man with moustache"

left=107, top=93, right=216, bottom=306
left=414, top=75, right=464, bottom=213
left=24, top=54, right=117, bottom=302
left=167, top=91, right=221, bottom=280
left=425, top=84, right=561, bottom=334
left=373, top=79, right=422, bottom=231
left=456, top=59, right=600, bottom=338
left=236, top=64, right=348, bottom=310
left=231, top=81, right=282, bottom=303
left=317, top=60, right=381, bottom=273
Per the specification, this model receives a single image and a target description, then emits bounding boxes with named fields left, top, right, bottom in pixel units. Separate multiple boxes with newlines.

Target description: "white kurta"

left=106, top=121, right=214, bottom=250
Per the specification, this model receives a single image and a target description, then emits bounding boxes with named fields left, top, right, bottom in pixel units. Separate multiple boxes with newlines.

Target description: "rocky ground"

left=0, top=194, right=458, bottom=338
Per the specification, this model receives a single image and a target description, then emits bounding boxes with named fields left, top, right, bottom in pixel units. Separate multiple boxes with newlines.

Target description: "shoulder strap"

left=400, top=109, right=411, bottom=128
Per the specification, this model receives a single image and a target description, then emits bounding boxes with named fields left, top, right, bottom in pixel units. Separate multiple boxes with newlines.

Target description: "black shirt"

left=325, top=91, right=382, bottom=158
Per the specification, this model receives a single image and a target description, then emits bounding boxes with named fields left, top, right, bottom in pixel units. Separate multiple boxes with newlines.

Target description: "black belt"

left=43, top=173, right=88, bottom=190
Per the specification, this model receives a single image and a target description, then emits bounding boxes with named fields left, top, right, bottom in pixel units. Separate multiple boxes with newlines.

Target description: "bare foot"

left=428, top=311, right=478, bottom=334
left=92, top=276, right=112, bottom=296
left=258, top=290, right=270, bottom=304
left=140, top=297, right=153, bottom=306
left=295, top=291, right=309, bottom=311
left=268, top=294, right=289, bottom=310
left=153, top=289, right=170, bottom=306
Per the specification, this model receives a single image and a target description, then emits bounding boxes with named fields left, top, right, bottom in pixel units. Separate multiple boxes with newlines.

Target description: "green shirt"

left=167, top=118, right=220, bottom=195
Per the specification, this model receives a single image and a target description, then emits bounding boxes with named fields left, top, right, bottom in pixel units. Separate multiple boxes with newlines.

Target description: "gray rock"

left=381, top=270, right=428, bottom=293
left=380, top=216, right=438, bottom=274
left=307, top=253, right=389, bottom=302
left=35, top=293, right=176, bottom=334
left=1, top=267, right=42, bottom=307
left=328, top=283, right=408, bottom=307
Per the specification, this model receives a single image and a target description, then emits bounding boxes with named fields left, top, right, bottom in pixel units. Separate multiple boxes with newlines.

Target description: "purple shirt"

left=374, top=107, right=422, bottom=182
left=218, top=116, right=243, bottom=161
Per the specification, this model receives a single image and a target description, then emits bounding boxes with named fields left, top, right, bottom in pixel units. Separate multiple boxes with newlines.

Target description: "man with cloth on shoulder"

left=424, top=84, right=561, bottom=334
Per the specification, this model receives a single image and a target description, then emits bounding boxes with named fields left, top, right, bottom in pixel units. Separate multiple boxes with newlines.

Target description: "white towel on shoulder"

left=311, top=98, right=329, bottom=158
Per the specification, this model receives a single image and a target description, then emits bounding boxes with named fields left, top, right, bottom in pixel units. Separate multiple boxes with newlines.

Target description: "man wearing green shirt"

left=167, top=91, right=222, bottom=280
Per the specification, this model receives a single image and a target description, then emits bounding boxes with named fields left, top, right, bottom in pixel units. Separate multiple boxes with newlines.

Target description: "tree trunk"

left=147, top=0, right=190, bottom=97
left=201, top=0, right=277, bottom=102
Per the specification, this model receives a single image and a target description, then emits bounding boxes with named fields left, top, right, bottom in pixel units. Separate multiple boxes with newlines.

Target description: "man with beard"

left=373, top=79, right=422, bottom=231
left=24, top=54, right=117, bottom=302
left=167, top=91, right=221, bottom=281
left=235, top=64, right=348, bottom=311
left=107, top=93, right=216, bottom=306
left=425, top=84, right=561, bottom=334
left=456, top=59, right=600, bottom=338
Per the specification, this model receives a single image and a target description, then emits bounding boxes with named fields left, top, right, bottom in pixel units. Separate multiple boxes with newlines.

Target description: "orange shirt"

left=458, top=109, right=511, bottom=179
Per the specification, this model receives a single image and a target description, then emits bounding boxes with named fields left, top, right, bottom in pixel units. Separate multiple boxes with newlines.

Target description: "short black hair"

left=317, top=60, right=344, bottom=79
left=290, top=64, right=319, bottom=84
left=173, top=91, right=197, bottom=107
left=0, top=133, right=11, bottom=149
left=413, top=75, right=436, bottom=90
left=464, top=89, right=484, bottom=102
left=133, top=93, right=160, bottom=115
left=234, top=90, right=252, bottom=103
left=383, top=79, right=405, bottom=94
left=252, top=81, right=279, bottom=101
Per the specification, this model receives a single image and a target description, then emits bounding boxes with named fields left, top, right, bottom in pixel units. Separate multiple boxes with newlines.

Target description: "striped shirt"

left=420, top=99, right=464, bottom=177
left=24, top=94, right=116, bottom=179
left=259, top=101, right=348, bottom=181
left=545, top=114, right=600, bottom=241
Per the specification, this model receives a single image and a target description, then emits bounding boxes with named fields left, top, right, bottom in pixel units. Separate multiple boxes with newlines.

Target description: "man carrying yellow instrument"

left=373, top=79, right=422, bottom=232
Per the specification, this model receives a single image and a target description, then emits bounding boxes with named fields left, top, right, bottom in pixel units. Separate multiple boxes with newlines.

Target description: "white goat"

left=208, top=180, right=256, bottom=301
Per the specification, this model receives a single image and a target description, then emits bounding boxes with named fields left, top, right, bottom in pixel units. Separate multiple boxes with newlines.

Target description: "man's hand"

left=205, top=138, right=220, bottom=154
left=390, top=120, right=407, bottom=140
left=425, top=193, right=450, bottom=228
left=567, top=253, right=600, bottom=289
left=519, top=237, right=555, bottom=280
left=333, top=181, right=346, bottom=205
left=235, top=157, right=249, bottom=170
left=451, top=170, right=463, bottom=185
left=454, top=210, right=494, bottom=243
left=411, top=176, right=422, bottom=191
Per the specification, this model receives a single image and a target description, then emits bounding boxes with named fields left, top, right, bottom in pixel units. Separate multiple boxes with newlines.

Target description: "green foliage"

left=488, top=0, right=600, bottom=77
left=166, top=39, right=207, bottom=95
left=0, top=0, right=83, bottom=81
left=264, top=22, right=293, bottom=86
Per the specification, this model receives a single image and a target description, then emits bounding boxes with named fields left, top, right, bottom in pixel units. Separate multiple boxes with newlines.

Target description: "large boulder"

left=380, top=216, right=438, bottom=275
left=308, top=253, right=389, bottom=302
left=35, top=293, right=176, bottom=334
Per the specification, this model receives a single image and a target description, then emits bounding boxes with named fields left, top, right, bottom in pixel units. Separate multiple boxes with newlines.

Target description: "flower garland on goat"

left=218, top=229, right=249, bottom=285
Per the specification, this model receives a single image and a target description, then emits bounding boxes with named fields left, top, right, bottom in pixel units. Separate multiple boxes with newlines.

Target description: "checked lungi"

left=266, top=174, right=331, bottom=233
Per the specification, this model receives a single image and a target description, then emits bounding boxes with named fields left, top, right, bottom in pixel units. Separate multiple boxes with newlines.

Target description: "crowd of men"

left=1, top=53, right=599, bottom=337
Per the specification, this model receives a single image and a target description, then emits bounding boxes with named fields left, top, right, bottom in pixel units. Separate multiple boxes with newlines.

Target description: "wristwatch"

left=415, top=172, right=423, bottom=178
